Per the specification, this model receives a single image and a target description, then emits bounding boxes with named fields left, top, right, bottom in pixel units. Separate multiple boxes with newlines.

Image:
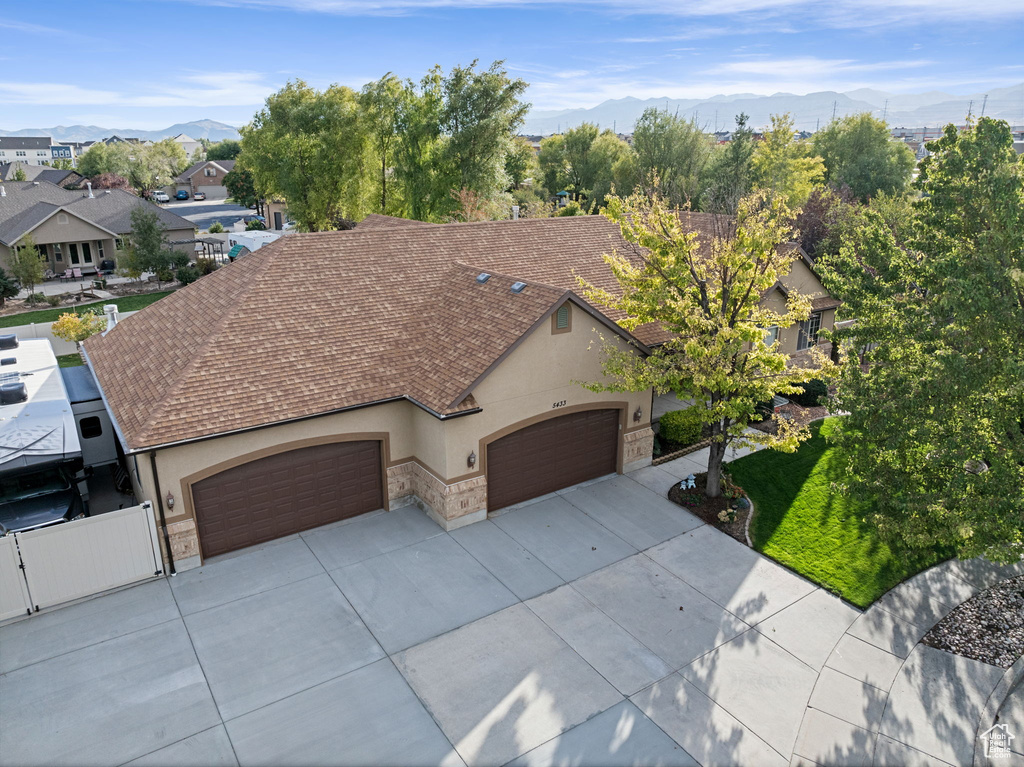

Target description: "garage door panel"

left=193, top=441, right=383, bottom=558
left=487, top=409, right=619, bottom=511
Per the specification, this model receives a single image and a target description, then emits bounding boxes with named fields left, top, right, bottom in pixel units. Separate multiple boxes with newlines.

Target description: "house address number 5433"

left=552, top=400, right=567, bottom=409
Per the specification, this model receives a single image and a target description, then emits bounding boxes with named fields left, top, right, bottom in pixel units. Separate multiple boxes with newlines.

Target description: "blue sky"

left=1, top=0, right=1022, bottom=130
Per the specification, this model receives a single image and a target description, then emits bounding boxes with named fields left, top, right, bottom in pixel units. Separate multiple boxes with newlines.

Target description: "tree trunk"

left=706, top=433, right=727, bottom=498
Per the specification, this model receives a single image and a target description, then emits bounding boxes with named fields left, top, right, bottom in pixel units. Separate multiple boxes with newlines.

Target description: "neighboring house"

left=0, top=180, right=195, bottom=274
left=82, top=213, right=839, bottom=572
left=0, top=137, right=55, bottom=167
left=0, top=162, right=83, bottom=189
left=172, top=134, right=203, bottom=160
left=175, top=160, right=235, bottom=200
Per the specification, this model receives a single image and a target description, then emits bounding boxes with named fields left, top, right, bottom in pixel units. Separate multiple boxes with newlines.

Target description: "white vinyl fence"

left=0, top=502, right=162, bottom=619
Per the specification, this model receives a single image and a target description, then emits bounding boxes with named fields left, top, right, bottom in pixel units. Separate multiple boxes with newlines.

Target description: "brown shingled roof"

left=85, top=217, right=646, bottom=450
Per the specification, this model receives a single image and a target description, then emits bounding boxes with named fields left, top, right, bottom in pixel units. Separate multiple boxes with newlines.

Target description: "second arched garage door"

left=191, top=441, right=383, bottom=559
left=486, top=409, right=620, bottom=512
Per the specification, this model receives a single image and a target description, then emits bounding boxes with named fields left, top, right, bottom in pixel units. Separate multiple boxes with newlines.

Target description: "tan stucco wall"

left=30, top=211, right=114, bottom=245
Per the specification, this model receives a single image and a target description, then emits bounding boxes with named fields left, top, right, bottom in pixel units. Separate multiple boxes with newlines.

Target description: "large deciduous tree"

left=206, top=140, right=242, bottom=161
left=361, top=73, right=405, bottom=215
left=580, top=190, right=832, bottom=497
left=240, top=80, right=371, bottom=231
left=631, top=108, right=714, bottom=209
left=10, top=233, right=44, bottom=294
left=119, top=207, right=178, bottom=287
left=752, top=113, right=825, bottom=210
left=76, top=139, right=187, bottom=193
left=537, top=124, right=631, bottom=207
left=819, top=117, right=1024, bottom=561
left=812, top=113, right=916, bottom=202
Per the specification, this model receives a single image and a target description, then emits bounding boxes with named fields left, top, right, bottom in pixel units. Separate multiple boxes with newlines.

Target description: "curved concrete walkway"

left=793, top=557, right=1024, bottom=767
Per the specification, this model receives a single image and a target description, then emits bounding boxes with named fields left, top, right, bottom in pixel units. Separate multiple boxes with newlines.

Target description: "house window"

left=115, top=238, right=124, bottom=251
left=15, top=150, right=26, bottom=157
left=764, top=326, right=779, bottom=346
left=80, top=416, right=102, bottom=439
left=37, top=151, right=47, bottom=156
left=97, top=241, right=104, bottom=259
left=37, top=244, right=48, bottom=260
left=797, top=312, right=822, bottom=350
left=204, top=167, right=216, bottom=177
left=54, top=243, right=63, bottom=262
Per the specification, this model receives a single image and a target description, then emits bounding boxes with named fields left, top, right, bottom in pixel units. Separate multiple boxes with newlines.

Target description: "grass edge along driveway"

left=729, top=417, right=943, bottom=608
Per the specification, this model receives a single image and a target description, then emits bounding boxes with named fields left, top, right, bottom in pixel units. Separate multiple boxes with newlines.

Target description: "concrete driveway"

left=0, top=466, right=1009, bottom=766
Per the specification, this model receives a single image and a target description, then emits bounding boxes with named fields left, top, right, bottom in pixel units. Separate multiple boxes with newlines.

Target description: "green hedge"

left=659, top=409, right=702, bottom=447
left=791, top=379, right=828, bottom=407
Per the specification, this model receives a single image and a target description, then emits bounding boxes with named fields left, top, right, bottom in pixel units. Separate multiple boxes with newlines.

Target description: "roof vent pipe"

left=87, top=182, right=94, bottom=198
left=0, top=186, right=5, bottom=197
left=103, top=304, right=119, bottom=331
left=511, top=205, right=520, bottom=220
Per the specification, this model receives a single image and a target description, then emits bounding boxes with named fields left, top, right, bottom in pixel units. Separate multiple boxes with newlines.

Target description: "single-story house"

left=83, top=213, right=837, bottom=571
left=0, top=162, right=83, bottom=189
left=0, top=180, right=195, bottom=274
left=175, top=160, right=235, bottom=200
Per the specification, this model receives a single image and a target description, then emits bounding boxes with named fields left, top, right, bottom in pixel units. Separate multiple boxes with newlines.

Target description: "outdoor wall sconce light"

left=166, top=492, right=175, bottom=510
left=633, top=406, right=643, bottom=423
left=467, top=451, right=477, bottom=469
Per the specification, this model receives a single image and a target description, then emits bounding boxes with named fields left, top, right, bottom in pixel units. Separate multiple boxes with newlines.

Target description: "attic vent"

left=0, top=358, right=15, bottom=366
left=556, top=304, right=570, bottom=329
left=0, top=334, right=18, bottom=350
left=58, top=213, right=68, bottom=225
left=476, top=273, right=491, bottom=284
left=0, top=382, right=27, bottom=405
left=511, top=281, right=527, bottom=294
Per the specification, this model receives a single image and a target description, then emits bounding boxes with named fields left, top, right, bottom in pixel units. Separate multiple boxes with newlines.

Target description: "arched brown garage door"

left=192, top=441, right=383, bottom=559
left=487, top=409, right=619, bottom=512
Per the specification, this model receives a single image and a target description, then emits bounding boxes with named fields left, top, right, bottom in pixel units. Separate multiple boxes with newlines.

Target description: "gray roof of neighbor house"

left=85, top=216, right=655, bottom=450
left=0, top=180, right=194, bottom=246
left=0, top=162, right=82, bottom=187
left=175, top=160, right=235, bottom=182
left=0, top=136, right=52, bottom=151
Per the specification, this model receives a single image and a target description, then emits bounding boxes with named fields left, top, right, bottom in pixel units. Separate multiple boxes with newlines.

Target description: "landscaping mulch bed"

left=751, top=403, right=830, bottom=435
left=105, top=281, right=173, bottom=297
left=0, top=291, right=105, bottom=318
left=921, top=575, right=1024, bottom=669
left=667, top=472, right=751, bottom=545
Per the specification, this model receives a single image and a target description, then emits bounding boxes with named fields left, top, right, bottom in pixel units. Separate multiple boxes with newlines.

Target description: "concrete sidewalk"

left=0, top=464, right=1016, bottom=767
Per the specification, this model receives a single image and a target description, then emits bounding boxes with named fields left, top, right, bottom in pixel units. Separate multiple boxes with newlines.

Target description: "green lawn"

left=0, top=291, right=173, bottom=328
left=729, top=417, right=943, bottom=608
left=57, top=354, right=83, bottom=368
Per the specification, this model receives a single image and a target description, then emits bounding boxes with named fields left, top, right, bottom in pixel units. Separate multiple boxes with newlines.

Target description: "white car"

left=151, top=191, right=170, bottom=203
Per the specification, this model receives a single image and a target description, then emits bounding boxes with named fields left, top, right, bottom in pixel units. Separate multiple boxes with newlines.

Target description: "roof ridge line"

left=132, top=247, right=280, bottom=446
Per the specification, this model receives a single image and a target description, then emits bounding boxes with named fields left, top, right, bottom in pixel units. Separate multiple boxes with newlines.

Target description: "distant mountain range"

left=0, top=119, right=241, bottom=143
left=521, top=82, right=1024, bottom=135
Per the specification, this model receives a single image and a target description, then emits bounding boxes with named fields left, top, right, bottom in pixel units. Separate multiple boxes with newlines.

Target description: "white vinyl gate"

left=0, top=502, right=162, bottom=620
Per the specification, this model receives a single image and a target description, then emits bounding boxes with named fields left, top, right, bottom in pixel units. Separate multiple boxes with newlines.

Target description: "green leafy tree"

left=537, top=125, right=630, bottom=207
left=75, top=143, right=111, bottom=178
left=752, top=113, right=825, bottom=210
left=10, top=233, right=45, bottom=294
left=223, top=167, right=259, bottom=210
left=704, top=113, right=756, bottom=214
left=795, top=184, right=864, bottom=261
left=505, top=136, right=538, bottom=191
left=121, top=207, right=177, bottom=288
left=0, top=267, right=19, bottom=305
left=437, top=60, right=529, bottom=210
left=812, top=113, right=916, bottom=202
left=819, top=117, right=1024, bottom=561
left=631, top=108, right=714, bottom=208
left=580, top=190, right=832, bottom=496
left=49, top=157, right=75, bottom=170
left=206, top=140, right=242, bottom=161
left=240, top=80, right=372, bottom=231
left=393, top=68, right=446, bottom=222
left=361, top=74, right=405, bottom=214
left=12, top=164, right=28, bottom=181
left=77, top=139, right=187, bottom=193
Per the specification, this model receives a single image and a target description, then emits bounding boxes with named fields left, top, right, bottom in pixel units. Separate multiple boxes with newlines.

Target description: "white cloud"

left=0, top=72, right=277, bottom=109
left=706, top=57, right=934, bottom=77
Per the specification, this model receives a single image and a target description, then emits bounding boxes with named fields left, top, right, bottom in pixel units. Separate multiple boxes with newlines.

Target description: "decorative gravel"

left=921, top=575, right=1024, bottom=669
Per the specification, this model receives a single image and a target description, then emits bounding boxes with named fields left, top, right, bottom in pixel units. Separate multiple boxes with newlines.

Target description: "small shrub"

left=195, top=258, right=219, bottom=275
left=207, top=222, right=225, bottom=233
left=155, top=267, right=175, bottom=283
left=25, top=292, right=47, bottom=305
left=245, top=219, right=266, bottom=231
left=176, top=265, right=201, bottom=285
left=718, top=508, right=737, bottom=524
left=45, top=295, right=62, bottom=307
left=790, top=378, right=828, bottom=407
left=659, top=409, right=702, bottom=448
left=721, top=470, right=745, bottom=500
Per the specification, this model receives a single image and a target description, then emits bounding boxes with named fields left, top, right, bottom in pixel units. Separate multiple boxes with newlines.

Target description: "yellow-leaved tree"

left=580, top=190, right=833, bottom=497
left=51, top=310, right=107, bottom=350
